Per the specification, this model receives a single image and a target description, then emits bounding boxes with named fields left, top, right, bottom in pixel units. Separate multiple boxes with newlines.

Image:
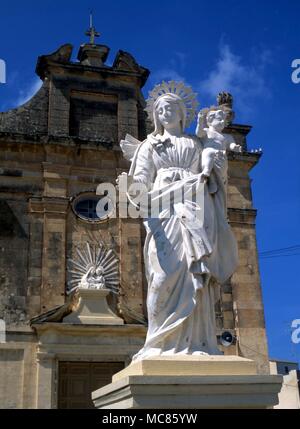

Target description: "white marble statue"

left=119, top=81, right=238, bottom=361
left=67, top=242, right=119, bottom=294
left=79, top=265, right=106, bottom=289
left=196, top=108, right=242, bottom=192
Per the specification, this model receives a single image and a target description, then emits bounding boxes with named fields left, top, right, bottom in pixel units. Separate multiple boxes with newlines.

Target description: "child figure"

left=196, top=108, right=242, bottom=185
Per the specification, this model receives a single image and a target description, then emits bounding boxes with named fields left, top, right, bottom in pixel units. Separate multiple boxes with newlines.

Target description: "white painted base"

left=92, top=356, right=282, bottom=409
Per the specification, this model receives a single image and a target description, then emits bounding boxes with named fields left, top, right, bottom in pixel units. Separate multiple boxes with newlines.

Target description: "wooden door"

left=58, top=361, right=124, bottom=409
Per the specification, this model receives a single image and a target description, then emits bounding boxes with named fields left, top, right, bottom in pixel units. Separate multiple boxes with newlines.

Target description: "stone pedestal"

left=92, top=356, right=282, bottom=409
left=63, top=288, right=124, bottom=325
left=77, top=43, right=110, bottom=67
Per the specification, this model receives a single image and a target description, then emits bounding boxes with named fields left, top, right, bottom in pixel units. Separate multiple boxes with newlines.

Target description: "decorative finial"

left=85, top=10, right=100, bottom=44
left=217, top=91, right=235, bottom=125
left=217, top=92, right=233, bottom=108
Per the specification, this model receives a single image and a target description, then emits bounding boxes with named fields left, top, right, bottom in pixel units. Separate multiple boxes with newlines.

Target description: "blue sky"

left=0, top=0, right=299, bottom=365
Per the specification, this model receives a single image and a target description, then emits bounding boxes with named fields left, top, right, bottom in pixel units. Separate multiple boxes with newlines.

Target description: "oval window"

left=73, top=194, right=113, bottom=222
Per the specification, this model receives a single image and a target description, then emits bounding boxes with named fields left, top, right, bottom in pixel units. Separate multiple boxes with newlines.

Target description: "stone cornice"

left=42, top=162, right=71, bottom=179
left=29, top=196, right=69, bottom=214
left=36, top=59, right=149, bottom=88
left=0, top=132, right=117, bottom=150
left=32, top=322, right=147, bottom=337
left=228, top=207, right=258, bottom=225
left=226, top=123, right=252, bottom=136
left=228, top=151, right=262, bottom=171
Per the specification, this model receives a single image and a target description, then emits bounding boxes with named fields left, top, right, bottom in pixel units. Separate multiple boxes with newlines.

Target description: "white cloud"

left=150, top=68, right=186, bottom=85
left=172, top=52, right=187, bottom=71
left=150, top=50, right=191, bottom=86
left=16, top=78, right=42, bottom=106
left=198, top=44, right=272, bottom=117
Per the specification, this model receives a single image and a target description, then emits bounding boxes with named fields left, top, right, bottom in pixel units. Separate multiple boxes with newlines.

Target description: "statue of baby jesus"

left=196, top=108, right=242, bottom=184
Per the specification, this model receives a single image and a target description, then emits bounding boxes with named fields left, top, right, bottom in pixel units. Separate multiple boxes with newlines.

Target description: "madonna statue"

left=119, top=81, right=238, bottom=361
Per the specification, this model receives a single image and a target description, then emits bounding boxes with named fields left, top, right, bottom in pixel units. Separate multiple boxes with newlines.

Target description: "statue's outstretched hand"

left=229, top=142, right=242, bottom=153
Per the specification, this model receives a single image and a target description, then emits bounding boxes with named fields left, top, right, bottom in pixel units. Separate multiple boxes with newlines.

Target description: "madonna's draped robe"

left=128, top=134, right=238, bottom=360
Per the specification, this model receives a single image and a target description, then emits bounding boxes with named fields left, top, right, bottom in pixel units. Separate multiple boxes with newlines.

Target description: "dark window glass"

left=75, top=198, right=99, bottom=219
left=74, top=197, right=109, bottom=221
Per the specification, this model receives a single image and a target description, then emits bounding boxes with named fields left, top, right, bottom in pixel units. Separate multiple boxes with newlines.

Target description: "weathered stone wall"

left=226, top=147, right=270, bottom=374
left=0, top=43, right=147, bottom=325
left=0, top=329, right=37, bottom=408
left=0, top=81, right=49, bottom=134
left=0, top=141, right=44, bottom=325
left=0, top=140, right=146, bottom=324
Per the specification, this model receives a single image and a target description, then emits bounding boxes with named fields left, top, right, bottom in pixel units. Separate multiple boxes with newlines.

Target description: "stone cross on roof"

left=85, top=11, right=100, bottom=45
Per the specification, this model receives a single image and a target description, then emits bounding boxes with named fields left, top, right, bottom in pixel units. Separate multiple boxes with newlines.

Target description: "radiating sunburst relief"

left=67, top=242, right=119, bottom=294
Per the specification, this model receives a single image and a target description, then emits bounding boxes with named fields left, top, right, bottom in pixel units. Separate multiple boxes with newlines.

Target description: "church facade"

left=0, top=37, right=269, bottom=408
